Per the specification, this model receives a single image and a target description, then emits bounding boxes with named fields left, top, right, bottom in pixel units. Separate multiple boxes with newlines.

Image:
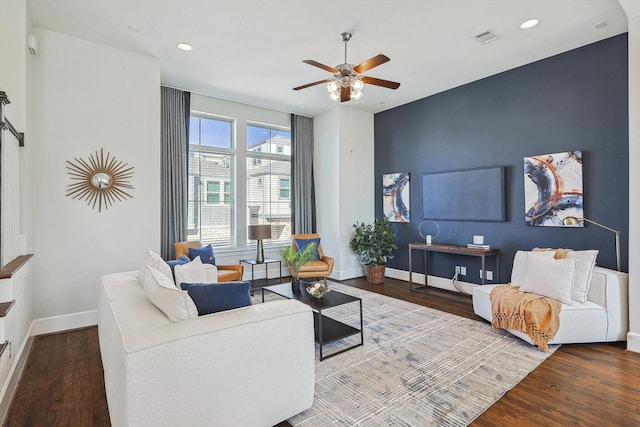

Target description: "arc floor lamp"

left=563, top=216, right=621, bottom=271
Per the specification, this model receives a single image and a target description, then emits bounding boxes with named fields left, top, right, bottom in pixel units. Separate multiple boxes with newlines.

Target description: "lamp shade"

left=248, top=224, right=271, bottom=240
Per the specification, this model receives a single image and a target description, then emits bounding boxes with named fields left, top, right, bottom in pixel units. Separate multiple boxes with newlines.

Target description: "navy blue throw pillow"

left=295, top=238, right=321, bottom=261
left=188, top=244, right=216, bottom=265
left=167, top=255, right=190, bottom=277
left=180, top=281, right=252, bottom=315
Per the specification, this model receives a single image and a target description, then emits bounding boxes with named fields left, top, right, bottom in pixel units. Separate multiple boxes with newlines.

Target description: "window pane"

left=246, top=124, right=291, bottom=156
left=188, top=151, right=233, bottom=247
left=189, top=116, right=232, bottom=149
left=246, top=156, right=291, bottom=245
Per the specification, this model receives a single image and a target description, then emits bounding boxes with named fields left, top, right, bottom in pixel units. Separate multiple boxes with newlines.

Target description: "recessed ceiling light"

left=520, top=19, right=540, bottom=30
left=176, top=42, right=193, bottom=51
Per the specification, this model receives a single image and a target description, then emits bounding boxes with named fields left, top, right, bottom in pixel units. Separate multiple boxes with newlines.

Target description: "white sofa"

left=98, top=270, right=315, bottom=427
left=473, top=266, right=629, bottom=345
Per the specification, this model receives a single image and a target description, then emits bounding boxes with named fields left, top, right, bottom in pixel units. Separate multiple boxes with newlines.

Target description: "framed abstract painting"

left=524, top=151, right=583, bottom=227
left=383, top=172, right=410, bottom=223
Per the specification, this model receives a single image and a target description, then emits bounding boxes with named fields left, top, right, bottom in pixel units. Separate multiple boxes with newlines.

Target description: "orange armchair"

left=290, top=233, right=334, bottom=285
left=174, top=241, right=244, bottom=282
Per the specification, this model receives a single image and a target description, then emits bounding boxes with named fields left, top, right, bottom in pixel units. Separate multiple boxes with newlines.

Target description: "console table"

left=408, top=243, right=500, bottom=292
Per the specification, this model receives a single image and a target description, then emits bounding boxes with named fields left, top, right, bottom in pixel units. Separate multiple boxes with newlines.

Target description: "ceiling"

left=27, top=0, right=629, bottom=116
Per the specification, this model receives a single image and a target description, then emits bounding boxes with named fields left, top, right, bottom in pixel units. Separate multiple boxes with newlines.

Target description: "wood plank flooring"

left=4, top=277, right=640, bottom=426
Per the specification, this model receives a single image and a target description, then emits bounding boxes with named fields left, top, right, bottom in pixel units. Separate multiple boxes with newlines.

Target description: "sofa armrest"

left=588, top=266, right=629, bottom=341
left=320, top=256, right=335, bottom=275
left=114, top=300, right=315, bottom=426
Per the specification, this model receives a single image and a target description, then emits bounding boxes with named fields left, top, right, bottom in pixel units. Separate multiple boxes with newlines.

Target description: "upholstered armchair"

left=174, top=241, right=244, bottom=282
left=290, top=233, right=334, bottom=285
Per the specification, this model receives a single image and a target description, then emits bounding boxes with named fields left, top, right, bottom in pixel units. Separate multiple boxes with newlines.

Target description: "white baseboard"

left=30, top=310, right=98, bottom=336
left=627, top=332, right=640, bottom=353
left=0, top=334, right=33, bottom=424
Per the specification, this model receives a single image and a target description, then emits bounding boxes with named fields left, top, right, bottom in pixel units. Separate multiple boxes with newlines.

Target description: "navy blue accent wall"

left=374, top=34, right=628, bottom=282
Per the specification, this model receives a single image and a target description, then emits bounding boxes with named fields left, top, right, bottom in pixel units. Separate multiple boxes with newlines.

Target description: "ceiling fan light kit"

left=294, top=31, right=400, bottom=102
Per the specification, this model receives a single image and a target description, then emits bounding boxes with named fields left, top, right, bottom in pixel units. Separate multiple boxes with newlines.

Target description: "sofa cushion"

left=141, top=266, right=198, bottom=322
left=510, top=250, right=554, bottom=287
left=174, top=256, right=207, bottom=288
left=138, top=248, right=172, bottom=283
left=180, top=281, right=252, bottom=315
left=295, top=238, right=321, bottom=261
left=519, top=253, right=578, bottom=305
left=189, top=244, right=216, bottom=265
left=565, top=250, right=598, bottom=303
left=167, top=255, right=190, bottom=277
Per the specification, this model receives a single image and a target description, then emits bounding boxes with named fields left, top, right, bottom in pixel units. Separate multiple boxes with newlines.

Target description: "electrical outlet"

left=480, top=269, right=493, bottom=280
left=460, top=266, right=466, bottom=276
left=455, top=266, right=461, bottom=274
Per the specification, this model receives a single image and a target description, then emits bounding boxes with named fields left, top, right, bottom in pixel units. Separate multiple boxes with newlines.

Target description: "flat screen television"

left=422, top=166, right=505, bottom=221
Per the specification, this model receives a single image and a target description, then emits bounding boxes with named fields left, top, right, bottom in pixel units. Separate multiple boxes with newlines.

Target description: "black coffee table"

left=262, top=282, right=363, bottom=360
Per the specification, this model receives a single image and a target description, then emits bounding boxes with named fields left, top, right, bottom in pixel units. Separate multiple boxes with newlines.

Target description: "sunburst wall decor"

left=66, top=148, right=134, bottom=212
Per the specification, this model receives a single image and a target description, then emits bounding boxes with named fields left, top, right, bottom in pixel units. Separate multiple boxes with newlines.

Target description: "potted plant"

left=349, top=218, right=398, bottom=284
left=280, top=242, right=317, bottom=284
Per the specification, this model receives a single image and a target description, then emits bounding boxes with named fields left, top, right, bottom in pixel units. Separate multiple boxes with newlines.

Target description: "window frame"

left=188, top=112, right=237, bottom=249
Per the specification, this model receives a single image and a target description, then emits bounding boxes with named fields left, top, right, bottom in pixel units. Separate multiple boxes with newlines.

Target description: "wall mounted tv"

left=422, top=166, right=505, bottom=221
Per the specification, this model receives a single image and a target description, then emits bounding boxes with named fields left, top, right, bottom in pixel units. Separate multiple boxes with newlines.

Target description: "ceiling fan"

left=293, top=32, right=401, bottom=102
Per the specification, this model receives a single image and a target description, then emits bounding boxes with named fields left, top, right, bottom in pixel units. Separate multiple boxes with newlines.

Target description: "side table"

left=240, top=257, right=282, bottom=295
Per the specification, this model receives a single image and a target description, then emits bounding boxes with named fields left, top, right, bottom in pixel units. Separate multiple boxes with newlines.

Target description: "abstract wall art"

left=383, top=172, right=410, bottom=223
left=524, top=151, right=583, bottom=227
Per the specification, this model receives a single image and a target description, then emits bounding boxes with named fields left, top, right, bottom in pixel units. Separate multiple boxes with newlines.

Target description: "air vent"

left=594, top=21, right=608, bottom=30
left=473, top=30, right=501, bottom=45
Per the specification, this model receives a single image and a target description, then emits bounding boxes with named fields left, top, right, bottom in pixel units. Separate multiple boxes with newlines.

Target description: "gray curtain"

left=291, top=114, right=316, bottom=233
left=161, top=86, right=190, bottom=259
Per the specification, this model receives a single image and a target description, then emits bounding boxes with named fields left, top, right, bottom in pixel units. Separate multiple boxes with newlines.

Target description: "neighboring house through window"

left=246, top=124, right=292, bottom=245
left=187, top=106, right=291, bottom=251
left=188, top=114, right=234, bottom=248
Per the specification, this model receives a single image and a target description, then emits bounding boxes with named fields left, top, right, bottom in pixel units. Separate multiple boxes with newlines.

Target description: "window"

left=188, top=115, right=235, bottom=248
left=206, top=181, right=220, bottom=204
left=246, top=124, right=291, bottom=245
left=279, top=178, right=290, bottom=199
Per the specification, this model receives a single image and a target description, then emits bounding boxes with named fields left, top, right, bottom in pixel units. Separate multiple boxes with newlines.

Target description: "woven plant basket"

left=366, top=265, right=386, bottom=284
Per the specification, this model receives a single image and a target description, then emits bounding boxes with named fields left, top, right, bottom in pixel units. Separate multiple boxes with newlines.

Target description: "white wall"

left=314, top=105, right=374, bottom=280
left=621, top=0, right=640, bottom=352
left=31, top=29, right=161, bottom=320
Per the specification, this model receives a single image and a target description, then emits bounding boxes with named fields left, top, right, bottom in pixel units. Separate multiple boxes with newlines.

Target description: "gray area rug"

left=257, top=282, right=557, bottom=426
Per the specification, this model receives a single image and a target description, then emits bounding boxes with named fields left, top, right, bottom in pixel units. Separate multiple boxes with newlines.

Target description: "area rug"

left=257, top=282, right=557, bottom=426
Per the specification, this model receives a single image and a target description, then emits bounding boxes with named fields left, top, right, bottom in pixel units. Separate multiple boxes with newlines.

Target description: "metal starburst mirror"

left=66, top=148, right=134, bottom=212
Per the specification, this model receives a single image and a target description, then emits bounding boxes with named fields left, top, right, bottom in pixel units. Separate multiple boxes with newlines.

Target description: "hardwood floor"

left=2, top=327, right=110, bottom=427
left=4, top=277, right=640, bottom=426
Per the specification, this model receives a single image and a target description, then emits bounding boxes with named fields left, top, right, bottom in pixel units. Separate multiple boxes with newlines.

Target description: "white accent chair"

left=473, top=266, right=629, bottom=345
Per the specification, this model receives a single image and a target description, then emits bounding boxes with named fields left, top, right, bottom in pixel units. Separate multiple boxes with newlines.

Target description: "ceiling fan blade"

left=293, top=79, right=333, bottom=91
left=353, top=54, right=390, bottom=74
left=303, top=59, right=338, bottom=73
left=362, top=76, right=401, bottom=89
left=340, top=86, right=350, bottom=102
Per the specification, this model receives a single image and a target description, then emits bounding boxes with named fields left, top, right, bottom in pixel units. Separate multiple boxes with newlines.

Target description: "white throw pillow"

left=141, top=266, right=198, bottom=322
left=174, top=256, right=207, bottom=288
left=519, top=253, right=578, bottom=305
left=138, top=248, right=172, bottom=282
left=565, top=250, right=598, bottom=303
left=510, top=250, right=554, bottom=287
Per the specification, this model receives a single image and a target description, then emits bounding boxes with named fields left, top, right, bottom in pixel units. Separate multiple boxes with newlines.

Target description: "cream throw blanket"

left=490, top=248, right=568, bottom=351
